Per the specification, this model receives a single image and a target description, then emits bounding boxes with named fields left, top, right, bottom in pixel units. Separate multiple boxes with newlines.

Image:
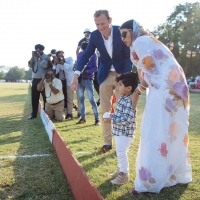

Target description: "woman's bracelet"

left=137, top=85, right=144, bottom=93
left=140, top=84, right=148, bottom=89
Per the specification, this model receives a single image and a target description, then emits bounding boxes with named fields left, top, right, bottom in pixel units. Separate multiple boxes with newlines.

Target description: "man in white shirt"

left=71, top=10, right=132, bottom=153
left=37, top=68, right=65, bottom=121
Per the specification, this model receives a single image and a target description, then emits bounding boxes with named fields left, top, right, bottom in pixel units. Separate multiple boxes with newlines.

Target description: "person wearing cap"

left=119, top=19, right=192, bottom=194
left=71, top=10, right=132, bottom=153
left=76, top=28, right=91, bottom=56
left=28, top=44, right=48, bottom=120
left=76, top=41, right=100, bottom=126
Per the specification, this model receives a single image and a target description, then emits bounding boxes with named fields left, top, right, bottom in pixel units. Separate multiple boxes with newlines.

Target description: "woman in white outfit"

left=119, top=19, right=192, bottom=194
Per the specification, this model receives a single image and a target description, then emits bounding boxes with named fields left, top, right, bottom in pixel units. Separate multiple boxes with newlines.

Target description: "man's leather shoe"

left=28, top=115, right=36, bottom=120
left=98, top=145, right=112, bottom=153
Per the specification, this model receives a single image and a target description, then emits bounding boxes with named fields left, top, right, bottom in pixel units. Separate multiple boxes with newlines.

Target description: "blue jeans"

left=77, top=79, right=99, bottom=120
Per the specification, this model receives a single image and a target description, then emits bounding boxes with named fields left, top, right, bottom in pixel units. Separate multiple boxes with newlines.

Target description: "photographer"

left=28, top=44, right=48, bottom=120
left=52, top=50, right=67, bottom=110
left=37, top=69, right=65, bottom=122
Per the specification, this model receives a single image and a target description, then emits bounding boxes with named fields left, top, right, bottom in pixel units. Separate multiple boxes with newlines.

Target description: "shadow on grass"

left=0, top=115, right=25, bottom=136
left=0, top=135, right=21, bottom=145
left=0, top=94, right=28, bottom=103
left=0, top=87, right=74, bottom=199
left=115, top=184, right=188, bottom=200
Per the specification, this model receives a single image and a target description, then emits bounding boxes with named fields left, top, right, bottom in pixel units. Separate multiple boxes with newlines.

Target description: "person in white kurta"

left=119, top=20, right=192, bottom=194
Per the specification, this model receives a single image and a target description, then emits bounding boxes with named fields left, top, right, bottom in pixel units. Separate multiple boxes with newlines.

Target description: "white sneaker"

left=109, top=169, right=120, bottom=178
left=111, top=172, right=129, bottom=185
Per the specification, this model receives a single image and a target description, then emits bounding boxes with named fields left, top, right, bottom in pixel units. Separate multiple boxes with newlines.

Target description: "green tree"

left=5, top=66, right=25, bottom=82
left=0, top=71, right=5, bottom=79
left=24, top=68, right=32, bottom=80
left=152, top=2, right=200, bottom=76
left=0, top=66, right=7, bottom=79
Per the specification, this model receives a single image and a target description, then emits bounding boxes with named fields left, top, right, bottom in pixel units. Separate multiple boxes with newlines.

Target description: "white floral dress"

left=131, top=36, right=192, bottom=193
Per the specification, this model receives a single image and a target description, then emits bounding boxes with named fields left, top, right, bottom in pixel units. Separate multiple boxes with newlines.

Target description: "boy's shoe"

left=76, top=118, right=86, bottom=124
left=94, top=119, right=100, bottom=126
left=109, top=169, right=120, bottom=178
left=98, top=145, right=112, bottom=153
left=66, top=114, right=73, bottom=119
left=111, top=172, right=129, bottom=185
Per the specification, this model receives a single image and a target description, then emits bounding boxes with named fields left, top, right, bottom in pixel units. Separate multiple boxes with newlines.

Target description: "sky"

left=0, top=0, right=198, bottom=70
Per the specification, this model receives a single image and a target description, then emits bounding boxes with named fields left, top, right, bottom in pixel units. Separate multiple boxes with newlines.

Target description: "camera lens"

left=45, top=74, right=51, bottom=79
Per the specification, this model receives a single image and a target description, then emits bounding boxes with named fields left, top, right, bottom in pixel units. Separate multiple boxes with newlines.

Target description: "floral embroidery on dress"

left=139, top=167, right=156, bottom=189
left=158, top=142, right=168, bottom=157
left=186, top=152, right=191, bottom=163
left=168, top=66, right=181, bottom=82
left=168, top=122, right=180, bottom=142
left=146, top=74, right=160, bottom=89
left=165, top=98, right=177, bottom=114
left=173, top=80, right=188, bottom=101
left=132, top=51, right=139, bottom=61
left=153, top=49, right=169, bottom=60
left=183, top=134, right=189, bottom=147
left=166, top=65, right=189, bottom=110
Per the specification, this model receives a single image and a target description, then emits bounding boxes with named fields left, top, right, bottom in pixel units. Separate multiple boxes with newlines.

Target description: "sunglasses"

left=120, top=30, right=131, bottom=39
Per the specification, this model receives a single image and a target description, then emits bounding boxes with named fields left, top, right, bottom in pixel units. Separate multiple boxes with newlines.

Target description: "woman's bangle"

left=140, top=84, right=147, bottom=89
left=48, top=82, right=52, bottom=85
left=134, top=88, right=142, bottom=96
left=137, top=85, right=144, bottom=93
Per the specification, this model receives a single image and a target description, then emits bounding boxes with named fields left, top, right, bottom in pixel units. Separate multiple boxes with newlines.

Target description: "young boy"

left=103, top=72, right=138, bottom=184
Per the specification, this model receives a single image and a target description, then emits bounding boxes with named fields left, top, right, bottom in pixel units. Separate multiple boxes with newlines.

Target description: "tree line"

left=0, top=66, right=32, bottom=82
left=152, top=2, right=200, bottom=77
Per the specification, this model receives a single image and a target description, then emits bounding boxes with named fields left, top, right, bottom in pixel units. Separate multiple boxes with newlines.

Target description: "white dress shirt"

left=102, top=26, right=115, bottom=71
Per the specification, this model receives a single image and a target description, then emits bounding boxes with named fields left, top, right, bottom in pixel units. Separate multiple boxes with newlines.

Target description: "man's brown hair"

left=94, top=10, right=110, bottom=20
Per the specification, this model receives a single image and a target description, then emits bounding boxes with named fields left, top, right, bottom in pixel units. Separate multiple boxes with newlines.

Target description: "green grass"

left=56, top=90, right=200, bottom=200
left=0, top=83, right=199, bottom=200
left=0, top=83, right=74, bottom=200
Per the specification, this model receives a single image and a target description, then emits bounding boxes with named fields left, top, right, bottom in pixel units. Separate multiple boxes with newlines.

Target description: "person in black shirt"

left=76, top=28, right=91, bottom=56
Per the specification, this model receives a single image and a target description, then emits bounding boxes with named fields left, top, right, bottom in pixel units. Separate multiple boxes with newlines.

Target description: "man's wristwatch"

left=48, top=82, right=51, bottom=85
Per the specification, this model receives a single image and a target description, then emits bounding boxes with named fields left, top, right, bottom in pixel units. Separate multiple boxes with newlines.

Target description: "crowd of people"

left=28, top=9, right=192, bottom=195
left=187, top=75, right=200, bottom=89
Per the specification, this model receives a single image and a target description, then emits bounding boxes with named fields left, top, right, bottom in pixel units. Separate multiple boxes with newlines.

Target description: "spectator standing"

left=76, top=42, right=100, bottom=126
left=53, top=51, right=68, bottom=110
left=28, top=44, right=48, bottom=120
left=76, top=28, right=91, bottom=56
left=71, top=10, right=132, bottom=153
left=63, top=56, right=74, bottom=119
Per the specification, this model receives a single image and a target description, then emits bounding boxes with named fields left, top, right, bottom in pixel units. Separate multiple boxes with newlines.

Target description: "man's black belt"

left=51, top=100, right=64, bottom=105
left=82, top=78, right=93, bottom=80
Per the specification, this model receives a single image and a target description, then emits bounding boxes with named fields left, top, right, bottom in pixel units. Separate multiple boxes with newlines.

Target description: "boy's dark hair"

left=94, top=10, right=110, bottom=20
left=116, top=72, right=139, bottom=93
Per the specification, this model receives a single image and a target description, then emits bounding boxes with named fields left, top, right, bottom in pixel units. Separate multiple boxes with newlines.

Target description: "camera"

left=45, top=74, right=52, bottom=79
left=57, top=57, right=64, bottom=62
left=32, top=51, right=39, bottom=56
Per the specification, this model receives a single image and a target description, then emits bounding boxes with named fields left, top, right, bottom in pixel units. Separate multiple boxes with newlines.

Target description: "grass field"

left=0, top=83, right=199, bottom=200
left=0, top=83, right=74, bottom=200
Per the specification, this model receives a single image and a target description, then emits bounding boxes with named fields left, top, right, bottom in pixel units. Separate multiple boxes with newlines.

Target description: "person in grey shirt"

left=28, top=44, right=48, bottom=119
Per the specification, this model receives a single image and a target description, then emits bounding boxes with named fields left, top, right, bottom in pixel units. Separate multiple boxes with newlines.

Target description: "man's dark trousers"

left=31, top=78, right=46, bottom=117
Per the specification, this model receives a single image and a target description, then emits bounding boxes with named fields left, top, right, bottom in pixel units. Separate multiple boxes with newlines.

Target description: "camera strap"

left=46, top=90, right=51, bottom=98
left=32, top=58, right=39, bottom=73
